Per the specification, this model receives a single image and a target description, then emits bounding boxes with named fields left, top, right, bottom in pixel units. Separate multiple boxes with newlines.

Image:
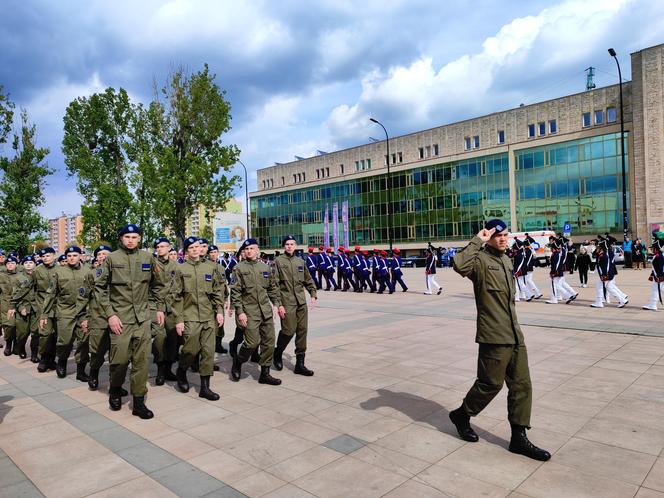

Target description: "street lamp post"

left=237, top=159, right=251, bottom=238
left=370, top=118, right=393, bottom=253
left=608, top=48, right=629, bottom=238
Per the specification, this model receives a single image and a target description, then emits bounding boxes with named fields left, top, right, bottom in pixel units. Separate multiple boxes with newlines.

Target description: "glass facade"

left=514, top=132, right=628, bottom=234
left=252, top=132, right=628, bottom=249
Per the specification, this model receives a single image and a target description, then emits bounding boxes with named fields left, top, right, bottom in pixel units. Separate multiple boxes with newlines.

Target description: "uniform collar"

left=484, top=244, right=504, bottom=257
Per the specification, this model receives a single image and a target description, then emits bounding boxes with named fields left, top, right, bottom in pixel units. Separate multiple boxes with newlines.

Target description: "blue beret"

left=64, top=246, right=82, bottom=255
left=94, top=245, right=112, bottom=257
left=153, top=236, right=170, bottom=248
left=198, top=238, right=209, bottom=245
left=485, top=219, right=508, bottom=233
left=40, top=247, right=56, bottom=255
left=7, top=256, right=19, bottom=264
left=239, top=238, right=259, bottom=251
left=118, top=224, right=142, bottom=237
left=21, top=255, right=35, bottom=264
left=282, top=235, right=296, bottom=246
left=183, top=236, right=198, bottom=251
left=0, top=249, right=4, bottom=256
left=208, top=245, right=218, bottom=251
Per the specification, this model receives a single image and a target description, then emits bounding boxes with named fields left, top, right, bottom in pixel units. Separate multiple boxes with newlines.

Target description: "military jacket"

left=273, top=253, right=317, bottom=308
left=79, top=268, right=108, bottom=329
left=41, top=264, right=87, bottom=319
left=11, top=270, right=36, bottom=314
left=94, top=247, right=165, bottom=324
left=172, top=259, right=225, bottom=323
left=33, top=263, right=58, bottom=317
left=230, top=259, right=281, bottom=319
left=453, top=236, right=524, bottom=345
left=150, top=256, right=179, bottom=313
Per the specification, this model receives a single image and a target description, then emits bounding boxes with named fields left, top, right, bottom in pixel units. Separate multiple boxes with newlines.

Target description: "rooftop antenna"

left=585, top=66, right=596, bottom=90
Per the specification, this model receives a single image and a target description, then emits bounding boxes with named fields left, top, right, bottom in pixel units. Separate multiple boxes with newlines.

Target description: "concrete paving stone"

left=261, top=484, right=317, bottom=498
left=152, top=431, right=216, bottom=461
left=350, top=443, right=431, bottom=478
left=189, top=449, right=260, bottom=486
left=644, top=458, right=664, bottom=492
left=66, top=411, right=118, bottom=434
left=321, top=434, right=367, bottom=454
left=0, top=456, right=30, bottom=488
left=382, top=479, right=453, bottom=498
left=89, top=425, right=147, bottom=453
left=637, top=488, right=664, bottom=498
left=16, top=380, right=56, bottom=396
left=0, top=420, right=83, bottom=455
left=84, top=475, right=178, bottom=498
left=223, top=428, right=316, bottom=469
left=373, top=423, right=464, bottom=463
left=278, top=418, right=343, bottom=444
left=57, top=405, right=94, bottom=420
left=265, top=446, right=343, bottom=482
left=576, top=415, right=664, bottom=456
left=150, top=461, right=226, bottom=498
left=232, top=470, right=287, bottom=497
left=33, top=391, right=84, bottom=413
left=0, top=479, right=44, bottom=498
left=117, top=441, right=180, bottom=474
left=200, top=486, right=248, bottom=498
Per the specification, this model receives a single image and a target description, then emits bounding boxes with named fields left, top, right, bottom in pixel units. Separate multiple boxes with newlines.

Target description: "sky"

left=1, top=0, right=663, bottom=219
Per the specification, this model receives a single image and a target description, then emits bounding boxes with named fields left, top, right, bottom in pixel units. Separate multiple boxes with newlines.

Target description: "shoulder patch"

left=96, top=268, right=103, bottom=278
left=205, top=274, right=212, bottom=282
left=230, top=274, right=237, bottom=285
left=79, top=287, right=85, bottom=296
left=262, top=271, right=269, bottom=278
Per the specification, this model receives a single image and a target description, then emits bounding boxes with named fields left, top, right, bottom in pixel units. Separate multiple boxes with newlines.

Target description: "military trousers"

left=56, top=316, right=89, bottom=364
left=88, top=327, right=110, bottom=371
left=2, top=307, right=16, bottom=343
left=151, top=311, right=177, bottom=363
left=38, top=317, right=56, bottom=356
left=242, top=314, right=275, bottom=367
left=109, top=320, right=150, bottom=396
left=280, top=303, right=308, bottom=355
left=16, top=312, right=38, bottom=350
left=179, top=321, right=216, bottom=376
left=462, top=343, right=532, bottom=428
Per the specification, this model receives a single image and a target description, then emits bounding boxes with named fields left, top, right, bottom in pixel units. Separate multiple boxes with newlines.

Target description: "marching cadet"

left=273, top=235, right=317, bottom=376
left=512, top=239, right=532, bottom=302
left=591, top=234, right=628, bottom=308
left=81, top=245, right=115, bottom=391
left=344, top=249, right=357, bottom=291
left=350, top=246, right=363, bottom=292
left=228, top=246, right=246, bottom=358
left=94, top=224, right=165, bottom=419
left=230, top=238, right=282, bottom=385
left=319, top=247, right=338, bottom=291
left=338, top=247, right=353, bottom=292
left=40, top=246, right=90, bottom=381
left=1, top=256, right=20, bottom=355
left=172, top=237, right=226, bottom=400
left=377, top=250, right=394, bottom=294
left=198, top=238, right=209, bottom=259
left=522, top=236, right=543, bottom=299
left=390, top=248, right=408, bottom=292
left=57, top=254, right=67, bottom=266
left=34, top=248, right=58, bottom=372
left=370, top=249, right=380, bottom=292
left=316, top=245, right=325, bottom=286
left=150, top=237, right=180, bottom=385
left=424, top=247, right=442, bottom=295
left=207, top=244, right=228, bottom=355
left=305, top=247, right=321, bottom=289
left=9, top=255, right=39, bottom=361
left=360, top=250, right=374, bottom=291
left=450, top=219, right=550, bottom=461
left=643, top=232, right=664, bottom=311
left=545, top=237, right=577, bottom=304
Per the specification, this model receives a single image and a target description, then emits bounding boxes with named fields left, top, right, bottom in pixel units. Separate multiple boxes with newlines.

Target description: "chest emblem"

left=262, top=271, right=269, bottom=278
left=205, top=274, right=212, bottom=282
left=142, top=264, right=151, bottom=272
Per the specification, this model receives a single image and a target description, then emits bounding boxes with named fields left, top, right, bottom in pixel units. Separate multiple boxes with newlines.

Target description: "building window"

left=528, top=124, right=535, bottom=137
left=326, top=167, right=330, bottom=176
left=538, top=122, right=546, bottom=136
left=549, top=120, right=557, bottom=134
left=355, top=161, right=360, bottom=172
left=302, top=172, right=306, bottom=182
left=473, top=136, right=480, bottom=149
left=595, top=110, right=604, bottom=125
left=425, top=145, right=431, bottom=158
left=391, top=153, right=396, bottom=164
left=607, top=107, right=617, bottom=123
left=360, top=160, right=365, bottom=171
left=340, top=164, right=344, bottom=174
left=418, top=147, right=424, bottom=159
left=433, top=144, right=439, bottom=156
left=316, top=170, right=320, bottom=179
left=398, top=152, right=403, bottom=163
left=281, top=177, right=285, bottom=185
left=582, top=112, right=591, bottom=127
left=262, top=180, right=266, bottom=189
left=293, top=174, right=296, bottom=183
left=464, top=137, right=471, bottom=150
left=384, top=154, right=389, bottom=166
left=498, top=130, right=505, bottom=144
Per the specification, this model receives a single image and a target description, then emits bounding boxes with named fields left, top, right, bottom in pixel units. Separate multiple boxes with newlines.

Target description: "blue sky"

left=0, top=0, right=662, bottom=218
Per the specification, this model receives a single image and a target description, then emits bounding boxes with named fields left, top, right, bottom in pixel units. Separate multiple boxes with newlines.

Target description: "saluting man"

left=273, top=235, right=317, bottom=376
left=94, top=224, right=166, bottom=419
left=450, top=219, right=550, bottom=461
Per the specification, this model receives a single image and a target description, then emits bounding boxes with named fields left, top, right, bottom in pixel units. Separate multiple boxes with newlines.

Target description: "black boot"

left=17, top=339, right=27, bottom=359
left=273, top=332, right=293, bottom=371
left=120, top=387, right=129, bottom=397
left=199, top=376, right=220, bottom=401
left=231, top=346, right=251, bottom=382
left=30, top=340, right=39, bottom=363
left=294, top=354, right=314, bottom=376
left=76, top=362, right=90, bottom=382
left=508, top=425, right=551, bottom=461
left=37, top=355, right=49, bottom=373
left=258, top=366, right=282, bottom=385
left=449, top=407, right=479, bottom=442
left=56, top=357, right=68, bottom=378
left=215, top=336, right=227, bottom=354
left=132, top=396, right=154, bottom=419
left=88, top=368, right=99, bottom=390
left=46, top=354, right=57, bottom=371
left=250, top=349, right=261, bottom=363
left=155, top=362, right=166, bottom=386
left=176, top=366, right=190, bottom=393
left=163, top=362, right=177, bottom=381
left=109, top=387, right=122, bottom=411
left=3, top=339, right=12, bottom=356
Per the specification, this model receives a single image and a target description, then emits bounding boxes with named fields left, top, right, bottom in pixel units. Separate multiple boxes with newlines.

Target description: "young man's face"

left=23, top=261, right=35, bottom=271
left=284, top=240, right=296, bottom=255
left=42, top=253, right=55, bottom=265
left=122, top=233, right=141, bottom=249
left=186, top=241, right=201, bottom=260
left=96, top=250, right=111, bottom=264
left=199, top=243, right=208, bottom=257
left=168, top=250, right=178, bottom=261
left=208, top=249, right=219, bottom=261
left=155, top=242, right=170, bottom=258
left=487, top=229, right=509, bottom=252
left=244, top=244, right=259, bottom=260
left=66, top=252, right=81, bottom=266
left=6, top=261, right=16, bottom=271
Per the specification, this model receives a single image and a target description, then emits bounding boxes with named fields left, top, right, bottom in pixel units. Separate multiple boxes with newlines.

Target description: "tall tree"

left=62, top=88, right=135, bottom=246
left=0, top=85, right=14, bottom=146
left=0, top=109, right=52, bottom=255
left=146, top=65, right=240, bottom=247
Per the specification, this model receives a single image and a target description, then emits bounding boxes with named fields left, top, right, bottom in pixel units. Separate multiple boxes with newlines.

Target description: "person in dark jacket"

left=424, top=248, right=442, bottom=295
left=575, top=246, right=592, bottom=288
left=643, top=232, right=664, bottom=310
left=591, top=234, right=628, bottom=308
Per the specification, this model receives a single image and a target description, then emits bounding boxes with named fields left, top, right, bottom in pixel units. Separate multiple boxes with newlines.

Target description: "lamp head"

left=369, top=118, right=378, bottom=123
left=608, top=48, right=617, bottom=57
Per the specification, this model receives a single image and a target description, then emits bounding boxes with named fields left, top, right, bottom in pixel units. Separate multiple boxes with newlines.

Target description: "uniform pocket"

left=485, top=265, right=504, bottom=292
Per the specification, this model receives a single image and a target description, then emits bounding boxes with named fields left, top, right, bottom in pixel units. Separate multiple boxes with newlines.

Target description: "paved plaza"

left=0, top=266, right=662, bottom=498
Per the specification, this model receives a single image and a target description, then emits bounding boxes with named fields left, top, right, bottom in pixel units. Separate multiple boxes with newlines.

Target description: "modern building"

left=47, top=213, right=84, bottom=253
left=251, top=43, right=664, bottom=252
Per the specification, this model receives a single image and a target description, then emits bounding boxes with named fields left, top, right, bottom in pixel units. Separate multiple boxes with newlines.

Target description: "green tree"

left=0, top=85, right=14, bottom=145
left=62, top=88, right=135, bottom=246
left=0, top=109, right=52, bottom=255
left=146, top=65, right=240, bottom=247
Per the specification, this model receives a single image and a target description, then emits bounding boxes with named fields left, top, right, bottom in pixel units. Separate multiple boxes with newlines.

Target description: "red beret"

left=338, top=246, right=345, bottom=251
left=373, top=248, right=379, bottom=253
left=345, top=249, right=351, bottom=254
left=354, top=245, right=361, bottom=251
left=318, top=245, right=324, bottom=250
left=380, top=250, right=387, bottom=256
left=362, top=250, right=369, bottom=255
left=326, top=247, right=332, bottom=252
left=308, top=247, right=314, bottom=253
left=393, top=248, right=401, bottom=254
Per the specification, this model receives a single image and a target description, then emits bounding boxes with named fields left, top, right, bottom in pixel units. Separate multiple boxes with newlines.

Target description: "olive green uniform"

left=41, top=264, right=89, bottom=364
left=273, top=253, right=317, bottom=354
left=11, top=270, right=39, bottom=356
left=94, top=247, right=165, bottom=396
left=453, top=236, right=532, bottom=428
left=80, top=267, right=110, bottom=371
left=32, top=263, right=58, bottom=356
left=151, top=256, right=179, bottom=364
left=0, top=269, right=21, bottom=348
left=172, top=259, right=226, bottom=376
left=230, top=260, right=281, bottom=366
